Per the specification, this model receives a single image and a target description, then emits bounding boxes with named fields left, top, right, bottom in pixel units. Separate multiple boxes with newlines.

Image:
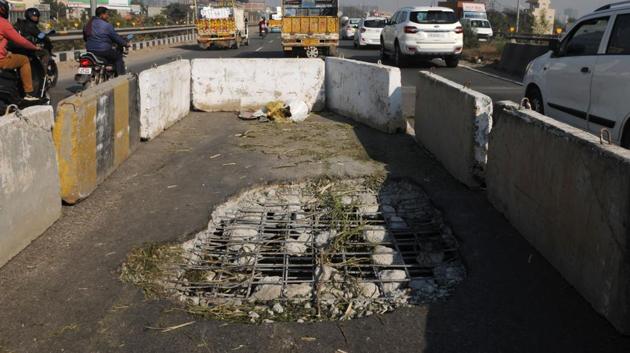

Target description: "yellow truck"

left=281, top=0, right=339, bottom=57
left=195, top=1, right=248, bottom=50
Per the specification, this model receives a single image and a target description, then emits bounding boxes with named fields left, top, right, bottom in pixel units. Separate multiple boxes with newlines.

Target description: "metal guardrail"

left=496, top=32, right=561, bottom=44
left=50, top=25, right=195, bottom=42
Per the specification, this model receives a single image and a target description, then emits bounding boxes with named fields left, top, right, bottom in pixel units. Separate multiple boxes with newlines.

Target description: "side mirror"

left=549, top=38, right=560, bottom=56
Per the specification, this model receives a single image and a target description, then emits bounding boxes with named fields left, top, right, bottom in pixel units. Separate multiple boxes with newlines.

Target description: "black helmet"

left=25, top=7, right=40, bottom=22
left=0, top=0, right=10, bottom=19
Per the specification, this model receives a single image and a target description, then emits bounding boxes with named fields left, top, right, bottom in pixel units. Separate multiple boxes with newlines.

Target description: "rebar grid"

left=174, top=183, right=459, bottom=301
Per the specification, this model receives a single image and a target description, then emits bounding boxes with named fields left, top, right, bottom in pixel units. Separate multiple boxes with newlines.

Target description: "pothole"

left=122, top=177, right=465, bottom=322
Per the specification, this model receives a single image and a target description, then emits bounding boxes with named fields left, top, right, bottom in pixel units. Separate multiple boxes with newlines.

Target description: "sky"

left=269, top=0, right=613, bottom=19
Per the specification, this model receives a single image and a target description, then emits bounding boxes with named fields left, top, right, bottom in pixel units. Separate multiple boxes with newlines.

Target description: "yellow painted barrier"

left=53, top=75, right=139, bottom=204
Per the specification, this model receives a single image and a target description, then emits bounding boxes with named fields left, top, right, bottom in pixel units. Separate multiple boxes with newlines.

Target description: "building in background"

left=9, top=1, right=51, bottom=23
left=527, top=0, right=555, bottom=34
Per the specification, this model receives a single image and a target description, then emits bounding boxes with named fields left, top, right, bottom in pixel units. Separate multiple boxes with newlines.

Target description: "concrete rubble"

left=123, top=178, right=466, bottom=322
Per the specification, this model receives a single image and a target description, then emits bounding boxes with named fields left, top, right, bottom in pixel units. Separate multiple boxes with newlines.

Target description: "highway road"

left=52, top=33, right=523, bottom=106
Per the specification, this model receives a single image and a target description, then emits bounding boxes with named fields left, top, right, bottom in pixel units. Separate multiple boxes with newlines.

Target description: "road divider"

left=54, top=75, right=140, bottom=204
left=191, top=58, right=325, bottom=112
left=497, top=43, right=549, bottom=79
left=487, top=101, right=630, bottom=334
left=414, top=71, right=492, bottom=187
left=139, top=60, right=191, bottom=140
left=325, top=57, right=404, bottom=134
left=0, top=106, right=61, bottom=267
left=55, top=33, right=196, bottom=63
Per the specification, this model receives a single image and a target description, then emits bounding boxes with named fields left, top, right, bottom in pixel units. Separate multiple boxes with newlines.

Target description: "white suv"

left=380, top=6, right=464, bottom=67
left=524, top=1, right=630, bottom=147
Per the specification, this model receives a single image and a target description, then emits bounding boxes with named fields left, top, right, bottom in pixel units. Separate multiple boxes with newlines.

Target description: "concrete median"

left=486, top=101, right=630, bottom=334
left=54, top=75, right=140, bottom=204
left=0, top=106, right=61, bottom=267
left=191, top=58, right=325, bottom=112
left=497, top=43, right=549, bottom=78
left=139, top=60, right=191, bottom=140
left=414, top=71, right=492, bottom=187
left=325, top=57, right=404, bottom=134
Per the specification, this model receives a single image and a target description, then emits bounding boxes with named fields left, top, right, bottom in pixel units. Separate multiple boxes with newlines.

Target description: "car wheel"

left=525, top=86, right=545, bottom=115
left=394, top=42, right=406, bottom=67
left=621, top=124, right=630, bottom=149
left=380, top=39, right=388, bottom=61
left=444, top=55, right=460, bottom=68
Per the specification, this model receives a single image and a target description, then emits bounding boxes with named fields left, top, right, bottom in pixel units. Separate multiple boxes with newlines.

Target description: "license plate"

left=77, top=67, right=92, bottom=75
left=429, top=33, right=446, bottom=38
left=302, top=38, right=319, bottom=46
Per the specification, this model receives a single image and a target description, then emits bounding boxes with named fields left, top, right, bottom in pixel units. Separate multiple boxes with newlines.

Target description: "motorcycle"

left=74, top=34, right=133, bottom=89
left=0, top=30, right=56, bottom=112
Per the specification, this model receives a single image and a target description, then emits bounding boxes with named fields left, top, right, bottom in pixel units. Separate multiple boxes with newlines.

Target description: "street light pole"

left=90, top=0, right=97, bottom=17
left=516, top=0, right=521, bottom=33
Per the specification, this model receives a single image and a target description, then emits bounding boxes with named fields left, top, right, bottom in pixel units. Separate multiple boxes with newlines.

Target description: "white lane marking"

left=255, top=47, right=263, bottom=52
left=459, top=63, right=524, bottom=86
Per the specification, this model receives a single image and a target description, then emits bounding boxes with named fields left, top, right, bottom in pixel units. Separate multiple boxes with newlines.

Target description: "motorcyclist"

left=258, top=17, right=267, bottom=36
left=82, top=6, right=128, bottom=75
left=14, top=8, right=52, bottom=52
left=0, top=0, right=42, bottom=101
left=14, top=8, right=53, bottom=75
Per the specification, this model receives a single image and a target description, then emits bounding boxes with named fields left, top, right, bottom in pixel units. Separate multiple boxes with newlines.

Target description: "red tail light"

left=360, top=28, right=366, bottom=33
left=79, top=58, right=92, bottom=67
left=404, top=26, right=418, bottom=33
left=454, top=26, right=463, bottom=34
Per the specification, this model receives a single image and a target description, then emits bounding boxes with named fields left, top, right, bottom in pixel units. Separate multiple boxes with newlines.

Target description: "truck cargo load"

left=281, top=0, right=339, bottom=57
left=196, top=1, right=248, bottom=50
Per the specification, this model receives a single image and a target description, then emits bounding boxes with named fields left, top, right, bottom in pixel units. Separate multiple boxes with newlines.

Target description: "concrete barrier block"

left=325, top=57, right=404, bottom=133
left=415, top=71, right=492, bottom=187
left=498, top=43, right=549, bottom=78
left=191, top=58, right=325, bottom=112
left=139, top=60, right=191, bottom=140
left=54, top=75, right=140, bottom=204
left=0, top=105, right=61, bottom=267
left=487, top=101, right=630, bottom=334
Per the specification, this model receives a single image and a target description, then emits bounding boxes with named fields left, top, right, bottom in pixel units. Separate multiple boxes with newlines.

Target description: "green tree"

left=41, top=0, right=67, bottom=20
left=162, top=3, right=189, bottom=23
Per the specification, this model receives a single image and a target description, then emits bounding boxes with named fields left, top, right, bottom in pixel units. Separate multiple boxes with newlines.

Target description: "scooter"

left=0, top=31, right=55, bottom=113
left=75, top=34, right=133, bottom=89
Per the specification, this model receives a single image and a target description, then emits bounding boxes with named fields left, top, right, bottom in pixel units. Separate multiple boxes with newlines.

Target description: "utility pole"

left=90, top=0, right=96, bottom=17
left=516, top=0, right=521, bottom=33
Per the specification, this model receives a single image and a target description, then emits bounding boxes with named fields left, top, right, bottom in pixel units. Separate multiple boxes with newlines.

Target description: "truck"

left=438, top=1, right=488, bottom=20
left=195, top=0, right=248, bottom=50
left=281, top=0, right=339, bottom=58
left=268, top=6, right=283, bottom=33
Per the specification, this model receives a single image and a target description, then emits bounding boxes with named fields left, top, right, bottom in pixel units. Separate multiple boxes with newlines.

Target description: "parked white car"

left=341, top=18, right=361, bottom=39
left=353, top=17, right=388, bottom=47
left=380, top=6, right=464, bottom=67
left=460, top=18, right=493, bottom=40
left=524, top=1, right=630, bottom=147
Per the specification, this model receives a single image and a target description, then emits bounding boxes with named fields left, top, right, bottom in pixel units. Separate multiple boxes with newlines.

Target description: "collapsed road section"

left=121, top=178, right=465, bottom=322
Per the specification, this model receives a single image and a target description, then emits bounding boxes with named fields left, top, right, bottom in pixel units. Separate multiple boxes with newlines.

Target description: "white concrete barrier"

left=191, top=58, right=325, bottom=112
left=325, top=57, right=404, bottom=133
left=414, top=71, right=492, bottom=187
left=486, top=101, right=630, bottom=334
left=139, top=60, right=191, bottom=140
left=0, top=106, right=61, bottom=267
